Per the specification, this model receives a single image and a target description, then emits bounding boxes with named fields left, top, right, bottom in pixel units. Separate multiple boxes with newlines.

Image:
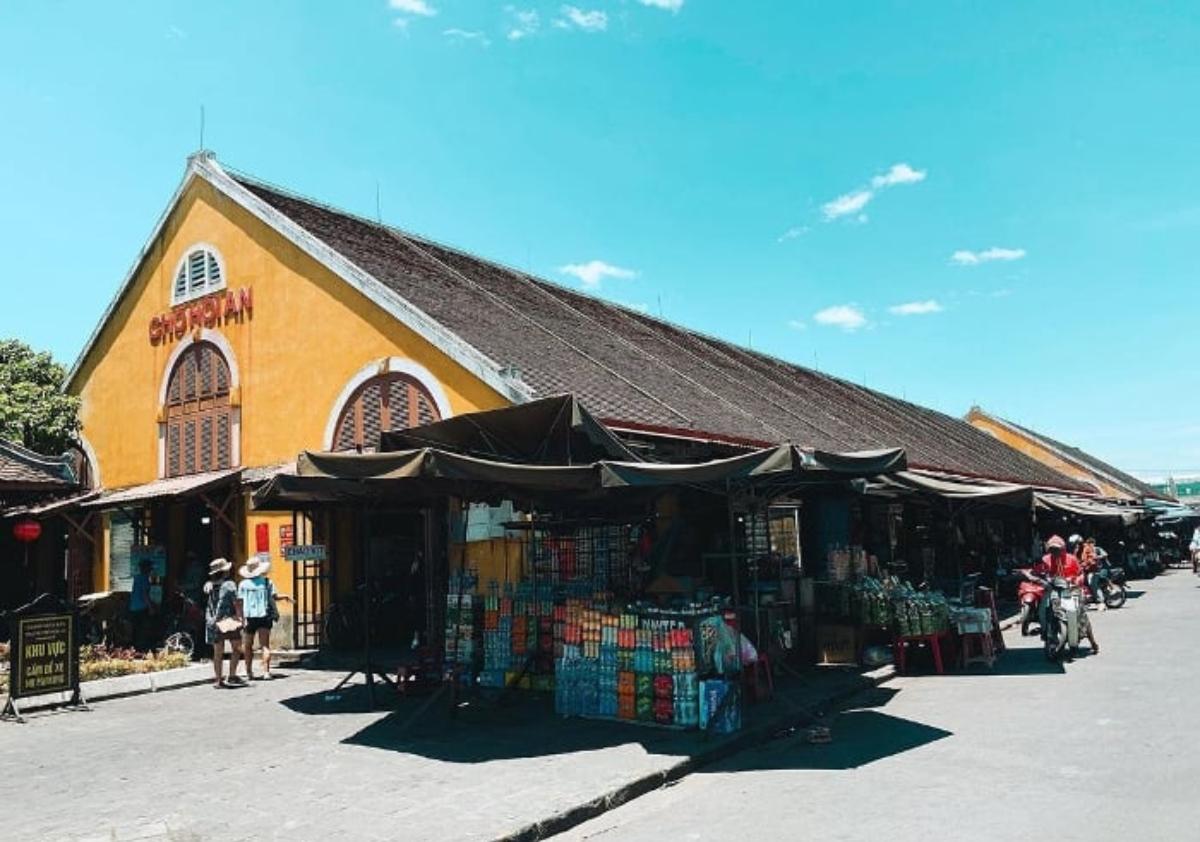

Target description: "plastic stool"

left=959, top=631, right=995, bottom=669
left=894, top=632, right=951, bottom=675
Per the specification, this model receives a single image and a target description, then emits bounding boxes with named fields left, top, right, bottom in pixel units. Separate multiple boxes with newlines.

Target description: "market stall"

left=253, top=411, right=908, bottom=729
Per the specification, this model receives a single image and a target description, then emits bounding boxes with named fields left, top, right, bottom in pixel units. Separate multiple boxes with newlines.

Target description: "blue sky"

left=1, top=2, right=1197, bottom=477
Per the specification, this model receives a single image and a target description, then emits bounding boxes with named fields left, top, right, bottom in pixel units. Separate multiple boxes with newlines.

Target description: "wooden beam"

left=61, top=511, right=97, bottom=547
left=199, top=491, right=237, bottom=532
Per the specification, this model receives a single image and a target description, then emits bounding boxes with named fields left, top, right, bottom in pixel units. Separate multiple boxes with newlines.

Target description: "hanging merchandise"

left=445, top=569, right=478, bottom=684
left=826, top=544, right=871, bottom=582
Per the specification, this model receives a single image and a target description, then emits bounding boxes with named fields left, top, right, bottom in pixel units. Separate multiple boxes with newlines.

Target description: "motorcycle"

left=1035, top=574, right=1083, bottom=662
left=1016, top=570, right=1045, bottom=636
left=1088, top=562, right=1127, bottom=610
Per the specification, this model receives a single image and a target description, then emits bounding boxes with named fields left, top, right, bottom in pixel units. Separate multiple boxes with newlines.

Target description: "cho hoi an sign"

left=149, top=287, right=254, bottom=345
left=283, top=544, right=327, bottom=562
left=3, top=595, right=87, bottom=723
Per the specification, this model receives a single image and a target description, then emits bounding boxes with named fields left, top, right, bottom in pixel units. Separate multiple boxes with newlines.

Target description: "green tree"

left=0, top=339, right=81, bottom=455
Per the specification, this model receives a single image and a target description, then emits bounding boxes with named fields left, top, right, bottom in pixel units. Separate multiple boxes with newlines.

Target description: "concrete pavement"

left=1, top=642, right=879, bottom=841
left=555, top=571, right=1200, bottom=842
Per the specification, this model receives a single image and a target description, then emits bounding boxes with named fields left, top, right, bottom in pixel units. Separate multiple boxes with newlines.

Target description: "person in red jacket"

left=1030, top=535, right=1099, bottom=654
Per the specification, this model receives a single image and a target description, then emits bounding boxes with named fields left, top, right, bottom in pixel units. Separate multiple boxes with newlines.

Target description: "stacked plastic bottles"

left=554, top=599, right=703, bottom=728
left=444, top=570, right=478, bottom=684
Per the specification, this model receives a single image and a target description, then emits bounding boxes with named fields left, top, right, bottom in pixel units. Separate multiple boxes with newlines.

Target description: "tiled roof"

left=235, top=176, right=1087, bottom=492
left=0, top=440, right=76, bottom=490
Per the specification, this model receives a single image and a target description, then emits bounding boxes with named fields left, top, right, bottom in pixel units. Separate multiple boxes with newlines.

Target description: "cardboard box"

left=816, top=623, right=859, bottom=665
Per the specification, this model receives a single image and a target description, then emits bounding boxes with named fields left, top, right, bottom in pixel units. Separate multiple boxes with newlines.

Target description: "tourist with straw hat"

left=204, top=558, right=245, bottom=688
left=237, top=555, right=291, bottom=680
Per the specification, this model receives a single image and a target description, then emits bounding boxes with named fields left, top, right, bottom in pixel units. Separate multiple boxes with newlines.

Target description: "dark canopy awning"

left=302, top=449, right=597, bottom=490
left=253, top=443, right=906, bottom=510
left=252, top=448, right=599, bottom=509
left=380, top=394, right=641, bottom=464
left=1033, top=492, right=1146, bottom=526
left=1142, top=498, right=1200, bottom=525
left=875, top=471, right=1034, bottom=507
left=598, top=445, right=905, bottom=489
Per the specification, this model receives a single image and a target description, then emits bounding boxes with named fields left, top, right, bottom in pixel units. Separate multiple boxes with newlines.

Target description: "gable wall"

left=71, top=175, right=511, bottom=490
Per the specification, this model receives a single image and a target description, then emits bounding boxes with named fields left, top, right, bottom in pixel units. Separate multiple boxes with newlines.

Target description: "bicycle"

left=159, top=590, right=204, bottom=659
left=322, top=585, right=399, bottom=650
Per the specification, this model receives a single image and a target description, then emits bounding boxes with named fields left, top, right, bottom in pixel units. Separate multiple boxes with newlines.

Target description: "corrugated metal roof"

left=84, top=468, right=240, bottom=509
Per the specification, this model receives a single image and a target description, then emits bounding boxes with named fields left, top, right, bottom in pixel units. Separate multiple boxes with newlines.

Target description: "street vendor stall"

left=253, top=400, right=908, bottom=730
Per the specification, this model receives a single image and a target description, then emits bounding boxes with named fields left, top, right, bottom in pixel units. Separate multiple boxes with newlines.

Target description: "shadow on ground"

left=719, top=708, right=953, bottom=772
left=276, top=665, right=893, bottom=766
left=937, top=645, right=1067, bottom=677
left=280, top=678, right=697, bottom=763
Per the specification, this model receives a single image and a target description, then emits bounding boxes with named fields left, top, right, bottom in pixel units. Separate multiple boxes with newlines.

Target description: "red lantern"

left=12, top=519, right=42, bottom=543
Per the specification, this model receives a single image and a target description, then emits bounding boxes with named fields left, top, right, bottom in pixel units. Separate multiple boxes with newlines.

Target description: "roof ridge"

left=972, top=407, right=1163, bottom=500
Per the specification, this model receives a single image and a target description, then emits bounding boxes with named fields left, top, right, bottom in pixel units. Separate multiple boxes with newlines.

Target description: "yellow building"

left=50, top=151, right=1091, bottom=650
left=965, top=407, right=1167, bottom=503
left=63, top=152, right=528, bottom=645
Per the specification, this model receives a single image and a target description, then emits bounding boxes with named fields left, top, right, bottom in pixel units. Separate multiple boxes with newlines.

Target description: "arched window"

left=172, top=244, right=225, bottom=305
left=164, top=342, right=234, bottom=477
left=333, top=372, right=442, bottom=452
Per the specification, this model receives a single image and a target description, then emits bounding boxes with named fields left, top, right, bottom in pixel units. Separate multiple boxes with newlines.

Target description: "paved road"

left=559, top=571, right=1200, bottom=842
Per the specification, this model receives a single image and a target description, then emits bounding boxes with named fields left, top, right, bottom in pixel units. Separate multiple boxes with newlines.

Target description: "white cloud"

left=443, top=28, right=491, bottom=46
left=558, top=5, right=608, bottom=31
left=777, top=225, right=809, bottom=242
left=390, top=0, right=436, bottom=15
left=787, top=319, right=807, bottom=330
left=637, top=0, right=685, bottom=10
left=871, top=163, right=926, bottom=188
left=889, top=300, right=943, bottom=316
left=821, top=162, right=926, bottom=223
left=821, top=190, right=873, bottom=221
left=166, top=25, right=187, bottom=39
left=813, top=305, right=867, bottom=331
left=506, top=7, right=540, bottom=39
left=560, top=260, right=638, bottom=289
left=951, top=247, right=1027, bottom=266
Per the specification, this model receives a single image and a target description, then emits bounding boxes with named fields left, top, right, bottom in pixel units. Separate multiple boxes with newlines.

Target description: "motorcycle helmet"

left=1068, top=533, right=1082, bottom=547
left=1045, top=535, right=1066, bottom=551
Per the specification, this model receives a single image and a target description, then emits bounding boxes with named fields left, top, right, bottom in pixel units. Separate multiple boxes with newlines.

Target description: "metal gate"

left=291, top=511, right=330, bottom=649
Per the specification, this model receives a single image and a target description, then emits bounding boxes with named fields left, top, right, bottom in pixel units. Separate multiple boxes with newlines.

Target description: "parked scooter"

left=1088, top=552, right=1128, bottom=610
left=1016, top=570, right=1045, bottom=636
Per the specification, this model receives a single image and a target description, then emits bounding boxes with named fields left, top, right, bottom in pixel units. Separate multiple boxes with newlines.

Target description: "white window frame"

left=170, top=243, right=227, bottom=305
left=324, top=357, right=454, bottom=450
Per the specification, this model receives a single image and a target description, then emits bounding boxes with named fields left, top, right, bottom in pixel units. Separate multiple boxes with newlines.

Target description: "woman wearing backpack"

left=236, top=557, right=292, bottom=680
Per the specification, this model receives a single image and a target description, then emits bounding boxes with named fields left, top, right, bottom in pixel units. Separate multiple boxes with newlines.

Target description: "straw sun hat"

left=239, top=556, right=271, bottom=580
